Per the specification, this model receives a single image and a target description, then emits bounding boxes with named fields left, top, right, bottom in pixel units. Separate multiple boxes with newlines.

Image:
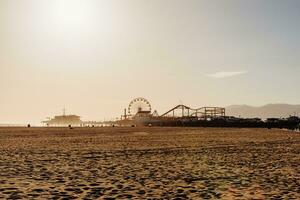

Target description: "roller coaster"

left=161, top=104, right=225, bottom=119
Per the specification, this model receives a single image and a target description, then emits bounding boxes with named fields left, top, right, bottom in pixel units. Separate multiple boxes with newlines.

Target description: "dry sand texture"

left=0, top=127, right=299, bottom=199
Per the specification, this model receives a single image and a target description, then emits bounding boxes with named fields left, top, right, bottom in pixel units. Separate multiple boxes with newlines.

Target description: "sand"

left=0, top=127, right=299, bottom=199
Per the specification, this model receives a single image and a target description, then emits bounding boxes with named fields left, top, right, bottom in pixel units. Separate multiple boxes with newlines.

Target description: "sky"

left=0, top=0, right=300, bottom=124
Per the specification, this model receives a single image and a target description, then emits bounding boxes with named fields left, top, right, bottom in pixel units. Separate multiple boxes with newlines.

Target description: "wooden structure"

left=161, top=105, right=225, bottom=120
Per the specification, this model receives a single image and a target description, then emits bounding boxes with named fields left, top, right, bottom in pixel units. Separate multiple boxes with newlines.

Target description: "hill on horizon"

left=226, top=104, right=300, bottom=119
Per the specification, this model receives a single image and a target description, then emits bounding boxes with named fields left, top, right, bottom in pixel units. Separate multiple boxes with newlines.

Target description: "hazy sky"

left=1, top=0, right=300, bottom=124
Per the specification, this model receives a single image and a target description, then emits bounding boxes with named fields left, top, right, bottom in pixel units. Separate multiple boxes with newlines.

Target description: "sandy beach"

left=0, top=127, right=299, bottom=199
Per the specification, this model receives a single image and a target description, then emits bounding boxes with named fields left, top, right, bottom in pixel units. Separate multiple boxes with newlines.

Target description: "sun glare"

left=51, top=0, right=95, bottom=31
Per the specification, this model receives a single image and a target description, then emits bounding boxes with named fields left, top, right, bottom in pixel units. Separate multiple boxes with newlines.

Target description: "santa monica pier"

left=42, top=97, right=300, bottom=130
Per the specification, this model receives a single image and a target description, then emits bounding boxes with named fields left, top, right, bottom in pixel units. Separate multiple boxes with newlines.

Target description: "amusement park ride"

left=121, top=97, right=152, bottom=120
left=118, top=97, right=226, bottom=126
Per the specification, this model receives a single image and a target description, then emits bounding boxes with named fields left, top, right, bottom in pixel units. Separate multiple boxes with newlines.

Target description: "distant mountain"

left=226, top=104, right=300, bottom=119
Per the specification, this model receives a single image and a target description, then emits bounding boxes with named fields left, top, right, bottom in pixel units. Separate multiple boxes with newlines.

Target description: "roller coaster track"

left=160, top=104, right=225, bottom=119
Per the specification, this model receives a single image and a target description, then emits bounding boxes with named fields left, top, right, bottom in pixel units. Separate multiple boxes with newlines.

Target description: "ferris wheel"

left=128, top=97, right=151, bottom=115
